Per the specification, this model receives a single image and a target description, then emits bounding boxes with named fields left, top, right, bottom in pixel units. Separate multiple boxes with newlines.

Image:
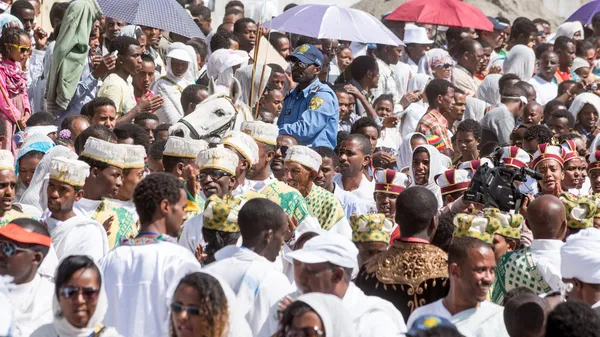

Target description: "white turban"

left=561, top=228, right=600, bottom=284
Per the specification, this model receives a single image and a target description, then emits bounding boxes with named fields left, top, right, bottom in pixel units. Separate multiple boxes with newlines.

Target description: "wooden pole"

left=248, top=22, right=263, bottom=110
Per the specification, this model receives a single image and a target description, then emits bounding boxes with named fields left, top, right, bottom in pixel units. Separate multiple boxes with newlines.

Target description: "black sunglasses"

left=171, top=303, right=201, bottom=316
left=59, top=286, right=100, bottom=300
left=197, top=170, right=232, bottom=182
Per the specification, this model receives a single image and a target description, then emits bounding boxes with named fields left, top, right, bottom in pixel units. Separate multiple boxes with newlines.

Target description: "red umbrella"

left=385, top=0, right=493, bottom=32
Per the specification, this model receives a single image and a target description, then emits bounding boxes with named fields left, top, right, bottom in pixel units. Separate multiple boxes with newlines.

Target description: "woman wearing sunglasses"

left=32, top=255, right=122, bottom=337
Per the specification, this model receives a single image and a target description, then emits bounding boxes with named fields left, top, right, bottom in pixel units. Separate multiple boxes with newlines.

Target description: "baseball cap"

left=286, top=232, right=358, bottom=269
left=488, top=16, right=508, bottom=31
left=0, top=223, right=52, bottom=247
left=286, top=44, right=324, bottom=67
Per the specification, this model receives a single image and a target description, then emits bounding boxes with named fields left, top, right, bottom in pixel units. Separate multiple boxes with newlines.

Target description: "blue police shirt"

left=278, top=79, right=339, bottom=149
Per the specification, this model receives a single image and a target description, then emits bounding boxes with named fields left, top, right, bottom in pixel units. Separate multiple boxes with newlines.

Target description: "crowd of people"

left=1, top=0, right=600, bottom=337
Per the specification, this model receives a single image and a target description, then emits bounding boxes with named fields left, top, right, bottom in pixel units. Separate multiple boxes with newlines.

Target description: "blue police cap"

left=286, top=44, right=324, bottom=67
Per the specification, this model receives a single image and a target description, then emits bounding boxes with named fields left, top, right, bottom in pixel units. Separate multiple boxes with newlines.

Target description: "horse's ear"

left=208, top=78, right=216, bottom=96
left=229, top=77, right=242, bottom=104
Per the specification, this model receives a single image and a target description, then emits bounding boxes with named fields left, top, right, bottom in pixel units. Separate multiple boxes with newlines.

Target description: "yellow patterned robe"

left=91, top=200, right=138, bottom=249
left=306, top=185, right=346, bottom=230
left=258, top=180, right=312, bottom=224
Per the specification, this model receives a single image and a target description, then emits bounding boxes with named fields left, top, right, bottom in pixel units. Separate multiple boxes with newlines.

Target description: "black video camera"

left=464, top=147, right=542, bottom=212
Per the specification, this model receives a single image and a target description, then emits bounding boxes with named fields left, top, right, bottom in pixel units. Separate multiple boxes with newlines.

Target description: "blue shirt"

left=278, top=79, right=339, bottom=149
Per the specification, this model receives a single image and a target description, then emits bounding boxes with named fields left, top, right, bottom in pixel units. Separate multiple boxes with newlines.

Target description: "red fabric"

left=385, top=0, right=493, bottom=31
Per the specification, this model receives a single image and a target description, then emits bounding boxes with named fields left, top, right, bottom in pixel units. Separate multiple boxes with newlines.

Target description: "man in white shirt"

left=0, top=218, right=54, bottom=337
left=561, top=227, right=600, bottom=314
left=529, top=51, right=559, bottom=106
left=205, top=198, right=293, bottom=336
left=287, top=233, right=407, bottom=337
left=372, top=44, right=404, bottom=114
left=333, top=134, right=376, bottom=211
left=408, top=237, right=508, bottom=337
left=492, top=195, right=567, bottom=304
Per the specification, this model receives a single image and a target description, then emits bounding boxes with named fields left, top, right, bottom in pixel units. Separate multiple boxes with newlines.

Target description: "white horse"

left=169, top=78, right=254, bottom=144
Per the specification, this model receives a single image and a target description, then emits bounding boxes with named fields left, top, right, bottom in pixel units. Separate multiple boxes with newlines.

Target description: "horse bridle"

left=177, top=95, right=241, bottom=140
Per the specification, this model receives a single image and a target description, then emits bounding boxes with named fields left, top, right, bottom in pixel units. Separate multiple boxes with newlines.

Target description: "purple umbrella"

left=263, top=4, right=403, bottom=46
left=566, top=0, right=600, bottom=25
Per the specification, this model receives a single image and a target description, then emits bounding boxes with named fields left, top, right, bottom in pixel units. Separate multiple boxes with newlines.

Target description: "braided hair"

left=0, top=26, right=28, bottom=58
left=201, top=227, right=240, bottom=265
left=170, top=272, right=229, bottom=337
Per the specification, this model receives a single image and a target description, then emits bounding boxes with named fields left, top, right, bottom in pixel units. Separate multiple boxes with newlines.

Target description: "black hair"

left=504, top=286, right=535, bottom=304
left=532, top=18, right=550, bottom=26
left=233, top=18, right=255, bottom=34
left=210, top=30, right=236, bottom=52
left=554, top=36, right=576, bottom=52
left=374, top=94, right=394, bottom=107
left=74, top=125, right=116, bottom=155
left=576, top=40, right=595, bottom=58
left=498, top=73, right=521, bottom=94
left=10, top=0, right=34, bottom=16
left=510, top=17, right=537, bottom=41
left=268, top=32, right=288, bottom=49
left=396, top=187, right=439, bottom=237
left=238, top=198, right=286, bottom=242
left=546, top=301, right=600, bottom=337
left=54, top=255, right=100, bottom=298
left=267, top=63, right=285, bottom=74
left=189, top=4, right=211, bottom=20
left=223, top=8, right=243, bottom=17
left=480, top=141, right=500, bottom=157
left=60, top=115, right=90, bottom=133
left=497, top=16, right=510, bottom=24
left=544, top=99, right=567, bottom=120
left=501, top=85, right=527, bottom=103
left=181, top=84, right=206, bottom=110
left=514, top=81, right=535, bottom=96
left=593, top=12, right=600, bottom=26
left=345, top=130, right=374, bottom=155
left=350, top=56, right=378, bottom=81
left=81, top=97, right=116, bottom=120
left=134, top=112, right=159, bottom=125
left=0, top=27, right=28, bottom=58
left=425, top=78, right=454, bottom=107
left=149, top=139, right=167, bottom=160
left=550, top=109, right=576, bottom=129
left=108, top=35, right=140, bottom=55
left=155, top=123, right=172, bottom=134
left=187, top=39, right=208, bottom=59
left=452, top=39, right=479, bottom=59
left=140, top=53, right=155, bottom=65
left=456, top=119, right=482, bottom=140
left=162, top=155, right=193, bottom=174
left=49, top=2, right=69, bottom=28
left=201, top=227, right=241, bottom=265
left=10, top=218, right=50, bottom=258
left=431, top=212, right=455, bottom=253
left=524, top=125, right=553, bottom=144
left=557, top=80, right=577, bottom=96
left=295, top=36, right=321, bottom=47
left=280, top=301, right=317, bottom=333
left=558, top=132, right=585, bottom=143
left=333, top=83, right=347, bottom=94
left=447, top=236, right=492, bottom=267
left=26, top=112, right=55, bottom=127
left=504, top=292, right=548, bottom=337
left=18, top=150, right=44, bottom=165
left=535, top=43, right=554, bottom=60
left=133, top=172, right=184, bottom=225
left=114, top=123, right=151, bottom=153
left=225, top=0, right=244, bottom=10
left=351, top=117, right=380, bottom=140
left=283, top=3, right=297, bottom=11
left=314, top=146, right=339, bottom=167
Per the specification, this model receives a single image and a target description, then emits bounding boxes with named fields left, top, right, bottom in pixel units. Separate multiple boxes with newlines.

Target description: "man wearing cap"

left=278, top=44, right=339, bottom=150
left=0, top=150, right=26, bottom=227
left=288, top=232, right=407, bottom=337
left=205, top=198, right=293, bottom=335
left=402, top=24, right=433, bottom=75
left=351, top=214, right=394, bottom=267
left=356, top=187, right=449, bottom=322
left=373, top=168, right=409, bottom=242
left=407, top=237, right=508, bottom=337
left=284, top=145, right=350, bottom=237
left=44, top=157, right=109, bottom=261
left=179, top=147, right=239, bottom=253
left=436, top=169, right=472, bottom=206
left=0, top=218, right=54, bottom=337
left=162, top=136, right=209, bottom=218
left=241, top=121, right=279, bottom=189
left=480, top=85, right=528, bottom=146
left=561, top=228, right=600, bottom=313
left=220, top=130, right=259, bottom=196
left=479, top=17, right=509, bottom=69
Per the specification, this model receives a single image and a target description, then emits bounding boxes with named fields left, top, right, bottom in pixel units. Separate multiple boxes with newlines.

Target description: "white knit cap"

left=241, top=121, right=279, bottom=145
left=0, top=150, right=14, bottom=171
left=561, top=228, right=600, bottom=284
left=285, top=145, right=322, bottom=173
left=80, top=137, right=127, bottom=169
left=220, top=131, right=259, bottom=167
left=122, top=144, right=147, bottom=169
left=196, top=148, right=239, bottom=176
left=163, top=136, right=209, bottom=159
left=49, top=157, right=90, bottom=188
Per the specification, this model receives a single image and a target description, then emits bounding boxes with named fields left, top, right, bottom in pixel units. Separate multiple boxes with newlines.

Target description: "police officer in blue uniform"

left=277, top=44, right=339, bottom=149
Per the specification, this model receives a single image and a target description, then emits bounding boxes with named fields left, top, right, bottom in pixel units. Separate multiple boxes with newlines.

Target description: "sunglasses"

left=284, top=326, right=324, bottom=337
left=6, top=43, right=29, bottom=53
left=59, top=286, right=100, bottom=300
left=0, top=240, right=35, bottom=257
left=171, top=303, right=201, bottom=316
left=292, top=61, right=314, bottom=69
left=197, top=170, right=232, bottom=182
left=537, top=30, right=546, bottom=36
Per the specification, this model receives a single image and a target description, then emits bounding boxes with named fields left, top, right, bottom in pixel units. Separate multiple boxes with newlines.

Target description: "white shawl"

left=296, top=293, right=358, bottom=337
left=551, top=21, right=584, bottom=42
left=503, top=45, right=536, bottom=81
left=396, top=132, right=427, bottom=171
left=477, top=74, right=502, bottom=106
left=409, top=144, right=445, bottom=208
left=568, top=92, right=600, bottom=123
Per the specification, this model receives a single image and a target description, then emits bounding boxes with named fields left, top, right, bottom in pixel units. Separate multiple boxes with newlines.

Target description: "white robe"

left=9, top=273, right=54, bottom=337
left=73, top=198, right=102, bottom=219
left=332, top=173, right=377, bottom=213
left=204, top=246, right=293, bottom=336
left=408, top=299, right=509, bottom=337
left=529, top=75, right=558, bottom=106
left=46, top=215, right=109, bottom=262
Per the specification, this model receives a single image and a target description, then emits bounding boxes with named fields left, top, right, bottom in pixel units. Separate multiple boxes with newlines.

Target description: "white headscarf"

left=294, top=293, right=358, bottom=337
left=409, top=144, right=445, bottom=208
left=568, top=92, right=600, bottom=123
left=417, top=48, right=453, bottom=79
left=477, top=74, right=502, bottom=106
left=207, top=49, right=250, bottom=91
left=503, top=45, right=536, bottom=81
left=397, top=132, right=427, bottom=170
left=561, top=228, right=600, bottom=284
left=552, top=21, right=584, bottom=42
left=166, top=42, right=197, bottom=87
left=233, top=64, right=272, bottom=107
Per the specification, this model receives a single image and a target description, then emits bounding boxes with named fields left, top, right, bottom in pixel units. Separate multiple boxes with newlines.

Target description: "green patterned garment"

left=259, top=180, right=312, bottom=224
left=0, top=210, right=31, bottom=227
left=92, top=200, right=138, bottom=249
left=491, top=247, right=552, bottom=305
left=306, top=185, right=346, bottom=230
